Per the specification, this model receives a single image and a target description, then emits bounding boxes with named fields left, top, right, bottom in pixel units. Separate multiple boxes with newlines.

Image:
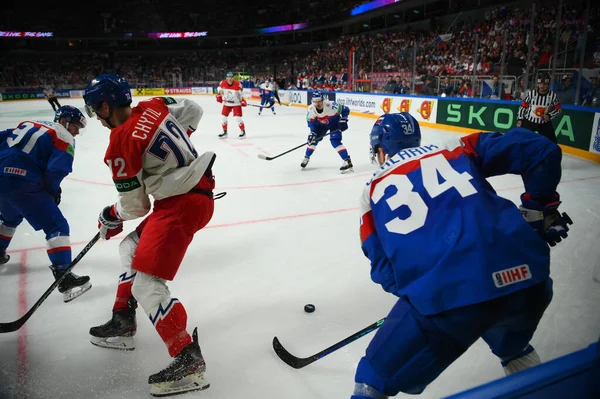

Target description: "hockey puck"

left=304, top=304, right=316, bottom=313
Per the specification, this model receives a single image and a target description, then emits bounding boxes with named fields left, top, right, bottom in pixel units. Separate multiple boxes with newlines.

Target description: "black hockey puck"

left=304, top=304, right=316, bottom=313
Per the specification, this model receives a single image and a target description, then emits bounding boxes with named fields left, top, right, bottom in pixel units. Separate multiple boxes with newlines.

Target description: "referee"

left=516, top=73, right=562, bottom=143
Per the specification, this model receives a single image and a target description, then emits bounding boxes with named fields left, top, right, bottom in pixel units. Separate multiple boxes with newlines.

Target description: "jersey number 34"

left=371, top=154, right=477, bottom=235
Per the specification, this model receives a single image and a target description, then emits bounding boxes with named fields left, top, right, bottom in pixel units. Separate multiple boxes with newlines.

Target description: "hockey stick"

left=247, top=103, right=275, bottom=109
left=0, top=232, right=101, bottom=333
left=272, top=317, right=386, bottom=369
left=257, top=131, right=335, bottom=161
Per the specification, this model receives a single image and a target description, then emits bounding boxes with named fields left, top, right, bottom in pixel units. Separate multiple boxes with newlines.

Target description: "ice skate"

left=218, top=131, right=227, bottom=139
left=239, top=130, right=246, bottom=139
left=148, top=327, right=209, bottom=397
left=340, top=157, right=354, bottom=174
left=0, top=250, right=9, bottom=265
left=300, top=157, right=310, bottom=169
left=89, top=300, right=137, bottom=350
left=49, top=265, right=91, bottom=302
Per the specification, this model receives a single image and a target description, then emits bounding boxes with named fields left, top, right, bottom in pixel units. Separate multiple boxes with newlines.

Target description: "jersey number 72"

left=148, top=119, right=198, bottom=167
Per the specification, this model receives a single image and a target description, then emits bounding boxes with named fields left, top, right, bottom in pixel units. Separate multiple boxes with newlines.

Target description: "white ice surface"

left=0, top=96, right=599, bottom=399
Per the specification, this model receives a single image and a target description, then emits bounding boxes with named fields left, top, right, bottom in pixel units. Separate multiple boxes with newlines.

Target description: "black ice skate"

left=0, top=250, right=9, bottom=265
left=89, top=298, right=137, bottom=350
left=239, top=130, right=246, bottom=139
left=49, top=265, right=91, bottom=302
left=340, top=157, right=354, bottom=174
left=218, top=131, right=227, bottom=139
left=148, top=327, right=209, bottom=397
left=300, top=157, right=310, bottom=169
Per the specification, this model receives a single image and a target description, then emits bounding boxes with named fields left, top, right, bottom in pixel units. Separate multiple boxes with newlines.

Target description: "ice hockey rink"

left=0, top=95, right=599, bottom=399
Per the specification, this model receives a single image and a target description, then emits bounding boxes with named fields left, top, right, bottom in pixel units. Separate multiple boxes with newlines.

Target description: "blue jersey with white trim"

left=0, top=120, right=74, bottom=195
left=359, top=127, right=561, bottom=315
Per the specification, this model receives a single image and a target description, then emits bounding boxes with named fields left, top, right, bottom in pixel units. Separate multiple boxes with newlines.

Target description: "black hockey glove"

left=307, top=132, right=323, bottom=146
left=54, top=187, right=62, bottom=206
left=339, top=117, right=348, bottom=132
left=519, top=192, right=573, bottom=247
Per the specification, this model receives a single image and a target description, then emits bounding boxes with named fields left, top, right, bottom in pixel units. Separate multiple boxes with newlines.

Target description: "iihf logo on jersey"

left=493, top=265, right=532, bottom=288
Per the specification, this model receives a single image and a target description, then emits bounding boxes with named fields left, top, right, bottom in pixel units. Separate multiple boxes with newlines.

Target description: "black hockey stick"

left=257, top=131, right=335, bottom=161
left=247, top=103, right=272, bottom=108
left=0, top=232, right=100, bottom=333
left=272, top=317, right=386, bottom=369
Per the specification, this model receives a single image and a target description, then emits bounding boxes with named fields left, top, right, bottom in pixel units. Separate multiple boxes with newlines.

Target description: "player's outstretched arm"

left=461, top=127, right=562, bottom=199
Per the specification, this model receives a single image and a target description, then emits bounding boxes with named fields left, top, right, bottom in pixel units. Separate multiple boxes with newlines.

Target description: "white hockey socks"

left=502, top=345, right=541, bottom=376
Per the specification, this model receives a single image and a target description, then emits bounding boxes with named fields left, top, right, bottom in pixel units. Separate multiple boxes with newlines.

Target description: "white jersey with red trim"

left=103, top=97, right=214, bottom=221
left=217, top=80, right=243, bottom=106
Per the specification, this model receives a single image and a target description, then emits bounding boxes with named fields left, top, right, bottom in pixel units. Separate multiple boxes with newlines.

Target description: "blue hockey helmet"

left=370, top=112, right=421, bottom=158
left=54, top=105, right=87, bottom=128
left=226, top=71, right=234, bottom=78
left=311, top=90, right=324, bottom=103
left=83, top=74, right=132, bottom=118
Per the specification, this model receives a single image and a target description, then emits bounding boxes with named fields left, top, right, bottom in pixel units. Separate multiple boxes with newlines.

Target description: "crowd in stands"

left=1, top=1, right=599, bottom=106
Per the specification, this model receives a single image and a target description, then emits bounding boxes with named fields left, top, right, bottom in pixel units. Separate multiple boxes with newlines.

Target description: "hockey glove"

left=307, top=132, right=323, bottom=146
left=240, top=98, right=247, bottom=107
left=216, top=94, right=223, bottom=103
left=519, top=193, right=573, bottom=247
left=98, top=205, right=124, bottom=240
left=339, top=117, right=348, bottom=132
left=54, top=187, right=62, bottom=206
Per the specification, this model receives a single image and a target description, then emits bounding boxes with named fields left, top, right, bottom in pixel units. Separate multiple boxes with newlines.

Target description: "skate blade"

left=150, top=372, right=209, bottom=397
left=341, top=167, right=354, bottom=174
left=63, top=282, right=91, bottom=303
left=238, top=135, right=246, bottom=140
left=90, top=335, right=135, bottom=351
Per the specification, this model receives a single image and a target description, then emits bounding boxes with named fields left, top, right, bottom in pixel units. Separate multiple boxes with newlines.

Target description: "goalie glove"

left=519, top=193, right=573, bottom=247
left=240, top=98, right=247, bottom=107
left=216, top=94, right=223, bottom=103
left=98, top=205, right=124, bottom=240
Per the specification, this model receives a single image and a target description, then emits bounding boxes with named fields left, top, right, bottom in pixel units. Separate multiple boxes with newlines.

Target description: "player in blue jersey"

left=0, top=106, right=92, bottom=302
left=302, top=91, right=353, bottom=173
left=351, top=112, right=572, bottom=399
left=258, top=79, right=276, bottom=115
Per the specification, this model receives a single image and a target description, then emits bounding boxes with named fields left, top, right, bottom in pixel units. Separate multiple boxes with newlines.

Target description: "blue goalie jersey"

left=359, top=128, right=561, bottom=315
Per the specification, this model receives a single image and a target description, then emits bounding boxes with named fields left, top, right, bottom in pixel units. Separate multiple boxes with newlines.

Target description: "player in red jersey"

left=216, top=71, right=247, bottom=139
left=83, top=74, right=216, bottom=397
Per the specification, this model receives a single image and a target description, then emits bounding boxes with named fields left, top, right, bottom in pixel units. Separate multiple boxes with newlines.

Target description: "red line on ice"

left=17, top=251, right=28, bottom=392
left=66, top=171, right=372, bottom=190
left=8, top=174, right=600, bottom=255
